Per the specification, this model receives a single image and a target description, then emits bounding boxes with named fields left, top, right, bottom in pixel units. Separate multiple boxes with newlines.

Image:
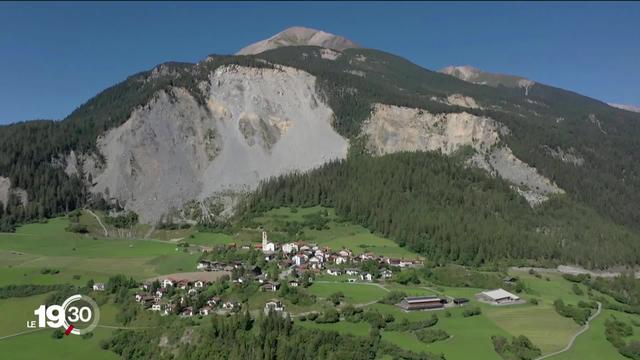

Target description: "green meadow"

left=0, top=216, right=200, bottom=284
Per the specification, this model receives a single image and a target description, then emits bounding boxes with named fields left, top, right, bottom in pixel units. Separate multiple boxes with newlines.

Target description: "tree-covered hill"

left=255, top=46, right=640, bottom=234
left=240, top=151, right=640, bottom=269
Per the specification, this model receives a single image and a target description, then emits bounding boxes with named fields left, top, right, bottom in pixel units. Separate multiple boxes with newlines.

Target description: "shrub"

left=572, top=284, right=584, bottom=296
left=385, top=314, right=438, bottom=331
left=554, top=299, right=591, bottom=325
left=316, top=309, right=339, bottom=323
left=492, top=335, right=542, bottom=360
left=379, top=291, right=407, bottom=305
left=463, top=307, right=482, bottom=318
left=415, top=328, right=450, bottom=344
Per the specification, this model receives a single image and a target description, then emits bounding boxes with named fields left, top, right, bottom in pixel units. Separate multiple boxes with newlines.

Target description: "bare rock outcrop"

left=363, top=104, right=564, bottom=205
left=0, top=176, right=27, bottom=208
left=89, top=65, right=349, bottom=223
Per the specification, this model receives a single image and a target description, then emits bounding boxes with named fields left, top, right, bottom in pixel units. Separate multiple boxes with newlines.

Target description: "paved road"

left=534, top=302, right=602, bottom=360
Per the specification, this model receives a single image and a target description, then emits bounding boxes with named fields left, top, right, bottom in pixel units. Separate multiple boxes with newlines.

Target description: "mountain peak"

left=236, top=26, right=360, bottom=55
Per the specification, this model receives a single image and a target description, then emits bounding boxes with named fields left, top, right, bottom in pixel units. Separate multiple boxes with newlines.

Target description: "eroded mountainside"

left=66, top=65, right=348, bottom=223
left=1, top=28, right=640, bottom=268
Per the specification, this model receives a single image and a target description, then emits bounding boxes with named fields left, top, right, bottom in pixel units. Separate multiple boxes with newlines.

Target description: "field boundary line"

left=535, top=302, right=602, bottom=360
left=0, top=328, right=46, bottom=341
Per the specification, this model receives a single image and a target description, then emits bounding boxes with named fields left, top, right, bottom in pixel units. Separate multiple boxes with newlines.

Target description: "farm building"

left=477, top=289, right=520, bottom=304
left=397, top=296, right=447, bottom=311
left=453, top=298, right=469, bottom=306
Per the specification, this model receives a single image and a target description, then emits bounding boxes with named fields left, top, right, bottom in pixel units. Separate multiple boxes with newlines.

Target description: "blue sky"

left=1, top=1, right=638, bottom=124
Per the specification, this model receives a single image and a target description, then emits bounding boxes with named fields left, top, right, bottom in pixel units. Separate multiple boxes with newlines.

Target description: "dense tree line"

left=240, top=151, right=640, bottom=268
left=103, top=311, right=443, bottom=359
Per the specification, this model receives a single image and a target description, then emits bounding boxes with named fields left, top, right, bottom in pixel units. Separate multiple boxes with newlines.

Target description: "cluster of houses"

left=132, top=277, right=229, bottom=317
left=198, top=231, right=421, bottom=279
left=132, top=275, right=288, bottom=317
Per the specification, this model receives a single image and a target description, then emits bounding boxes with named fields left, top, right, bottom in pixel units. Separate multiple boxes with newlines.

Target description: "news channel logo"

left=28, top=294, right=100, bottom=336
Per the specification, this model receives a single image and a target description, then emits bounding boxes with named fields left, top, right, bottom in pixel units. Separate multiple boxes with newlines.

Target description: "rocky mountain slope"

left=67, top=64, right=348, bottom=223
left=1, top=27, right=640, bottom=255
left=237, top=26, right=359, bottom=55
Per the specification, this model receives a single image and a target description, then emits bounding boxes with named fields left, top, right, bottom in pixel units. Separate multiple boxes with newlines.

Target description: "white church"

left=261, top=231, right=276, bottom=253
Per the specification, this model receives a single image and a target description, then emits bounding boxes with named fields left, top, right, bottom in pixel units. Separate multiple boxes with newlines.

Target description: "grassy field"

left=0, top=327, right=117, bottom=360
left=308, top=282, right=389, bottom=304
left=298, top=320, right=372, bottom=337
left=378, top=304, right=508, bottom=360
left=483, top=304, right=580, bottom=354
left=0, top=217, right=203, bottom=283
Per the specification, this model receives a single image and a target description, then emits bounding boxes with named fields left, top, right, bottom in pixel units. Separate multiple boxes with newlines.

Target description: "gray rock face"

left=237, top=26, right=360, bottom=55
left=363, top=104, right=563, bottom=205
left=440, top=65, right=535, bottom=92
left=0, top=176, right=27, bottom=208
left=89, top=65, right=349, bottom=223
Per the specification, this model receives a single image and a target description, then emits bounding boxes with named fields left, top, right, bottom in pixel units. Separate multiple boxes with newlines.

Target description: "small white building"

left=151, top=303, right=162, bottom=311
left=335, top=256, right=348, bottom=265
left=92, top=283, right=105, bottom=291
left=326, top=268, right=342, bottom=276
left=309, top=256, right=323, bottom=269
left=162, top=279, right=174, bottom=288
left=194, top=280, right=205, bottom=288
left=381, top=269, right=393, bottom=279
left=199, top=306, right=213, bottom=316
left=197, top=260, right=211, bottom=271
left=292, top=254, right=307, bottom=266
left=345, top=269, right=360, bottom=276
left=222, top=301, right=238, bottom=310
left=264, top=300, right=285, bottom=315
left=477, top=289, right=521, bottom=304
left=360, top=273, right=374, bottom=282
left=282, top=243, right=299, bottom=254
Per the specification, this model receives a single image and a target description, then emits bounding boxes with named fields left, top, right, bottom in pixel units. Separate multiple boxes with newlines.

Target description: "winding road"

left=534, top=302, right=602, bottom=360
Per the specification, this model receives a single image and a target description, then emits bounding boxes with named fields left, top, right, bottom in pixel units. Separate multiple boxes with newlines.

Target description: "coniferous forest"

left=240, top=151, right=640, bottom=269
